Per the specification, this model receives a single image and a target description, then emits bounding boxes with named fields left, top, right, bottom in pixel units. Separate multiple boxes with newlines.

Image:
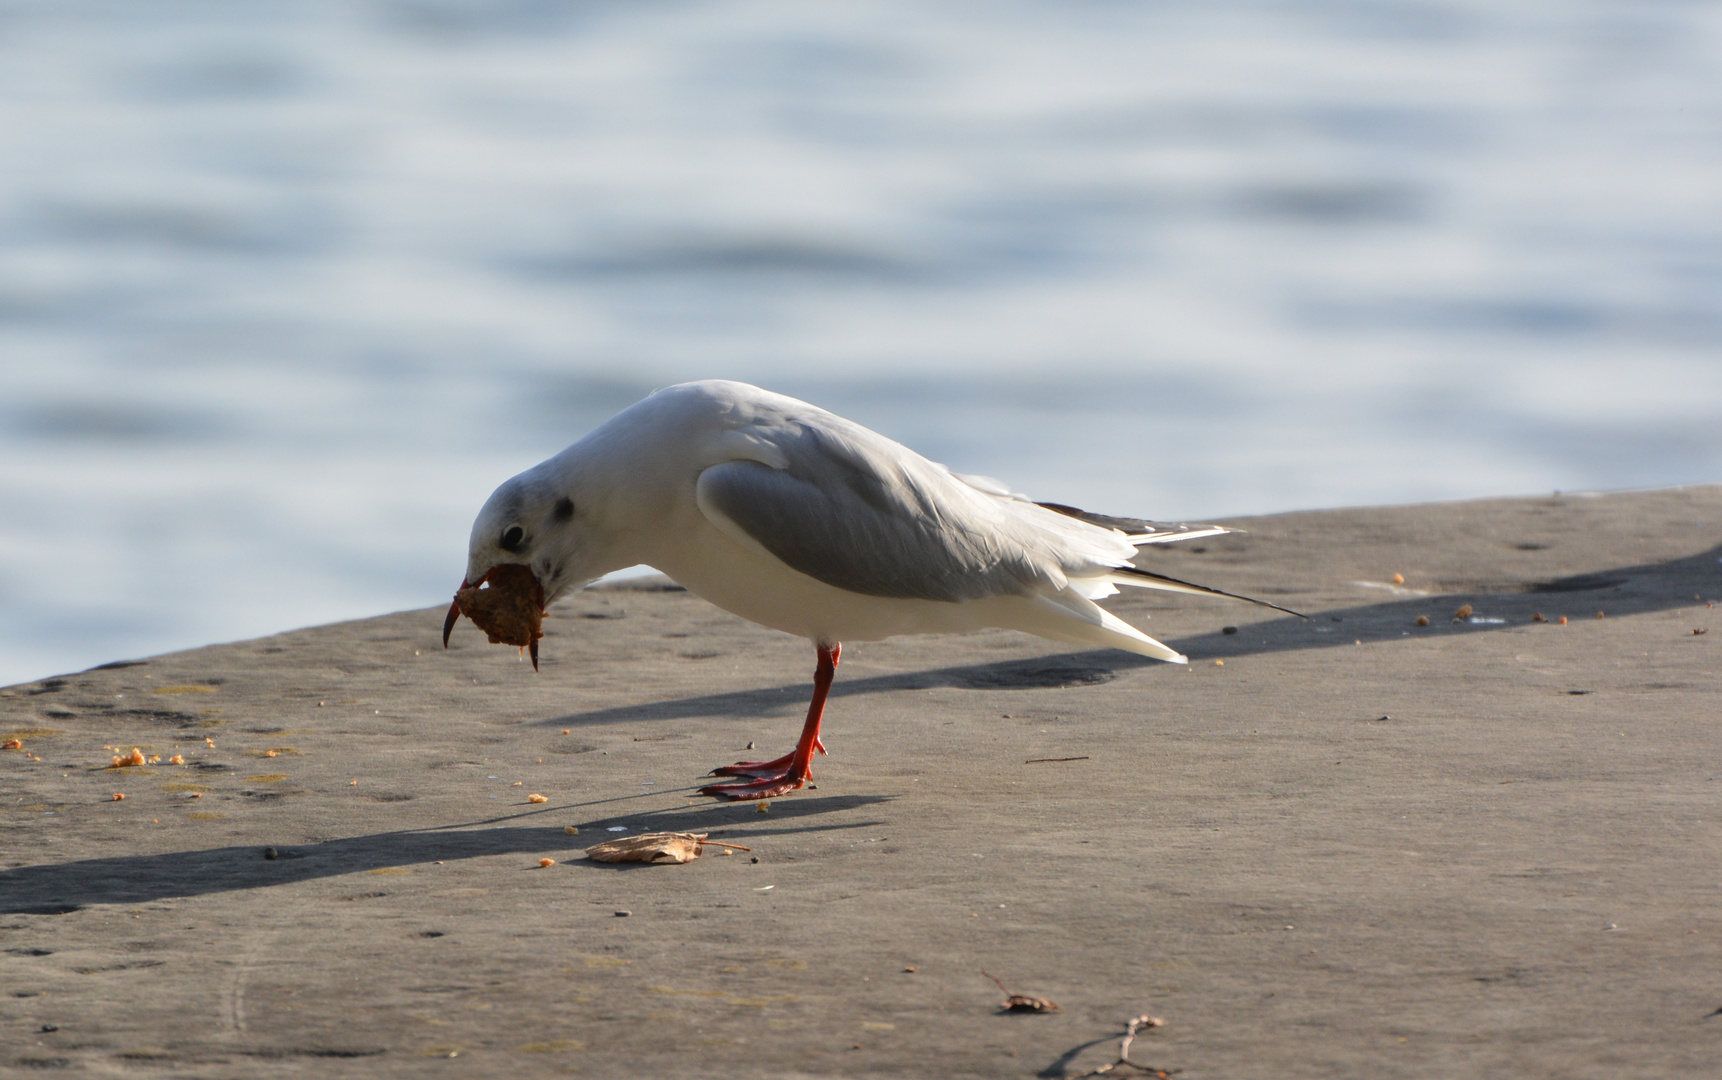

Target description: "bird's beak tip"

left=442, top=578, right=470, bottom=648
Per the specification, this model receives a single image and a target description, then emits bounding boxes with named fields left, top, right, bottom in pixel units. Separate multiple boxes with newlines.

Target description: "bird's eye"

left=500, top=525, right=525, bottom=551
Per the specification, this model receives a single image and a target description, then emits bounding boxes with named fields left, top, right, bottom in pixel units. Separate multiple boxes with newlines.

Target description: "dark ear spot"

left=553, top=496, right=575, bottom=522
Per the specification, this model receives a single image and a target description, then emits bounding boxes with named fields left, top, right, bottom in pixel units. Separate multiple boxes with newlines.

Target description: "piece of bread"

left=455, top=564, right=545, bottom=648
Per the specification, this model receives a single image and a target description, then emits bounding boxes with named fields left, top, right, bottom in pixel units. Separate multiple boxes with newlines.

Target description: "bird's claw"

left=709, top=738, right=826, bottom=779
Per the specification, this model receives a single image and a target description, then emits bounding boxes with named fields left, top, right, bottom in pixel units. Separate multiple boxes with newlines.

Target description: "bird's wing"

left=695, top=415, right=1133, bottom=603
left=1035, top=502, right=1232, bottom=545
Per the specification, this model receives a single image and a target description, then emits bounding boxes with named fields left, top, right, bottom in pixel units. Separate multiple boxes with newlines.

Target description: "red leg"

left=702, top=642, right=840, bottom=800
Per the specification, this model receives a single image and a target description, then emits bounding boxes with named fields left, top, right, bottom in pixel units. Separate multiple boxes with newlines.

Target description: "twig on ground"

left=1065, top=1012, right=1176, bottom=1078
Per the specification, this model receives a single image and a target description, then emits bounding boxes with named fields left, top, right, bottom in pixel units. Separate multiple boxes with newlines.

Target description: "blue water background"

left=2, top=1, right=1719, bottom=684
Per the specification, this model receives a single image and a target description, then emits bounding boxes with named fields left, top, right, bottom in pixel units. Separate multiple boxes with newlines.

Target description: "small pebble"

left=615, top=910, right=631, bottom=917
left=1531, top=612, right=1547, bottom=622
left=750, top=856, right=760, bottom=864
left=1415, top=615, right=1430, bottom=626
left=1222, top=625, right=1238, bottom=635
left=1453, top=603, right=1473, bottom=621
left=41, top=1024, right=57, bottom=1033
left=1596, top=611, right=1605, bottom=619
left=756, top=802, right=770, bottom=813
left=263, top=847, right=278, bottom=860
left=564, top=825, right=579, bottom=835
left=1558, top=616, right=1568, bottom=624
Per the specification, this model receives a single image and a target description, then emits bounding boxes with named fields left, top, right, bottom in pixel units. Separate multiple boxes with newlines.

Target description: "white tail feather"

left=1127, top=525, right=1232, bottom=545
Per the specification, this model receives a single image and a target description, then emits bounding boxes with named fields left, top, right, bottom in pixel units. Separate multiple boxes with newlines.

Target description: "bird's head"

left=441, top=467, right=590, bottom=670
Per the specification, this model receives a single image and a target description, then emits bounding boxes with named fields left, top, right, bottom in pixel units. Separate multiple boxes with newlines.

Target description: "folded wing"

left=695, top=415, right=1136, bottom=603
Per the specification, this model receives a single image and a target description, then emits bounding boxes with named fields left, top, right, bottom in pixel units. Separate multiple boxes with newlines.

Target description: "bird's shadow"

left=0, top=794, right=890, bottom=914
left=541, top=542, right=1721, bottom=728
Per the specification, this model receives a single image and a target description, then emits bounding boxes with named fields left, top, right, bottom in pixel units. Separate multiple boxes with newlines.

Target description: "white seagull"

left=444, top=380, right=1299, bottom=799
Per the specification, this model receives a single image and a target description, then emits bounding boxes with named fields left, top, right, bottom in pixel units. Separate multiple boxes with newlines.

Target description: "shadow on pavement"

left=542, top=542, right=1722, bottom=728
left=0, top=794, right=890, bottom=913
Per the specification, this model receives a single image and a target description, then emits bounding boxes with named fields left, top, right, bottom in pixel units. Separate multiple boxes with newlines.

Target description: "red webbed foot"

left=700, top=642, right=840, bottom=802
left=709, top=738, right=828, bottom=778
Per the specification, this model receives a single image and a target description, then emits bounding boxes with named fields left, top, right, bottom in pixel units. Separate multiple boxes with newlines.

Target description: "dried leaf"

left=982, top=970, right=1060, bottom=1012
left=586, top=831, right=714, bottom=865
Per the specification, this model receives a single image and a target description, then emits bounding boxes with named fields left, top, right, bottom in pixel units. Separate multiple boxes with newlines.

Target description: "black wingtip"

left=1115, top=565, right=1308, bottom=619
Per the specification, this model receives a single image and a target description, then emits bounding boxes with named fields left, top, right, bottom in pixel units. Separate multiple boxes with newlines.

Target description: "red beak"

left=442, top=577, right=469, bottom=649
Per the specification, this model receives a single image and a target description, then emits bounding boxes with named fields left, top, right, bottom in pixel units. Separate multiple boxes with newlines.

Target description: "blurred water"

left=1, top=0, right=1719, bottom=685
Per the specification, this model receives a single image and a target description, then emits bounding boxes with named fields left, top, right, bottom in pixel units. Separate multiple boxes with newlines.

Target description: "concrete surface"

left=3, top=486, right=1720, bottom=1078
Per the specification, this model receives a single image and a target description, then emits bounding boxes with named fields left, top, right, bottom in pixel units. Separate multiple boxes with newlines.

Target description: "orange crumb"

left=561, top=729, right=571, bottom=735
left=149, top=755, right=161, bottom=764
left=1531, top=613, right=1547, bottom=623
left=2, top=739, right=21, bottom=750
left=169, top=755, right=185, bottom=765
left=1596, top=611, right=1605, bottom=619
left=528, top=793, right=548, bottom=804
left=205, top=737, right=215, bottom=747
left=1558, top=616, right=1568, bottom=625
left=1213, top=659, right=1224, bottom=666
left=350, top=780, right=358, bottom=786
left=264, top=749, right=277, bottom=758
left=539, top=858, right=555, bottom=868
left=190, top=793, right=202, bottom=799
left=112, top=793, right=125, bottom=801
left=1392, top=573, right=1405, bottom=584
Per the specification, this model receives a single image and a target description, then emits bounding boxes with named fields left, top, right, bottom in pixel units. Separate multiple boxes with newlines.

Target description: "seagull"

left=445, top=380, right=1299, bottom=799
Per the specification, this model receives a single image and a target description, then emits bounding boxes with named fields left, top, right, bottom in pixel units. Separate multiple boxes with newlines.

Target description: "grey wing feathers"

left=697, top=420, right=1122, bottom=602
